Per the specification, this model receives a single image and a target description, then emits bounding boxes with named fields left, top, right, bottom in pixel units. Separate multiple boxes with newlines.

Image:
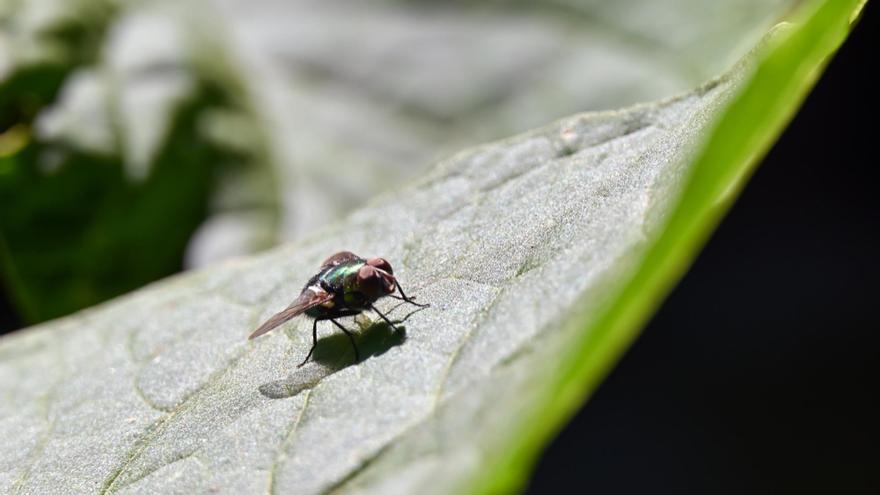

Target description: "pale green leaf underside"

left=0, top=58, right=748, bottom=494
left=0, top=1, right=862, bottom=493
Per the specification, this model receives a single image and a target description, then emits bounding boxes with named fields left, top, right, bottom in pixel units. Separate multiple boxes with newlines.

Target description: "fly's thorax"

left=319, top=260, right=366, bottom=291
left=313, top=258, right=394, bottom=310
left=319, top=260, right=378, bottom=311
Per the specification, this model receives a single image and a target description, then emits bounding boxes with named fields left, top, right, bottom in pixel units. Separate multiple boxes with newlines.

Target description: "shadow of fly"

left=249, top=251, right=428, bottom=366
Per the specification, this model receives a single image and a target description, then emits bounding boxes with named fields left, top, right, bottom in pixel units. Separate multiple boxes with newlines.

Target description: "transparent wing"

left=248, top=288, right=333, bottom=340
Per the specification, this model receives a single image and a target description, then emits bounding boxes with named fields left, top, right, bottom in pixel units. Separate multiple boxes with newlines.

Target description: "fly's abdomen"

left=304, top=306, right=324, bottom=318
left=342, top=290, right=370, bottom=310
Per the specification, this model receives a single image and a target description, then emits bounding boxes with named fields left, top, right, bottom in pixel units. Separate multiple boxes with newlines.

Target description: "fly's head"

left=357, top=257, right=396, bottom=300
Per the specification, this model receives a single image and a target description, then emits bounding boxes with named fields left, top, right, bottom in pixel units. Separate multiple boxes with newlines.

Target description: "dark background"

left=528, top=4, right=879, bottom=495
left=1, top=4, right=876, bottom=495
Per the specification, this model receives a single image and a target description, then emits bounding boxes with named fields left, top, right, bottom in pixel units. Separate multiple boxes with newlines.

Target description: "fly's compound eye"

left=358, top=265, right=379, bottom=285
left=366, top=257, right=393, bottom=275
left=358, top=264, right=395, bottom=296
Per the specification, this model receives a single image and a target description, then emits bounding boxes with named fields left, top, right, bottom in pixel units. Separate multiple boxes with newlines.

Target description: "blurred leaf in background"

left=1, top=0, right=793, bottom=326
left=0, top=2, right=271, bottom=324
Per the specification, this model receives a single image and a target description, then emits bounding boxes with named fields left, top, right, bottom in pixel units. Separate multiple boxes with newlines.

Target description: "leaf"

left=183, top=0, right=798, bottom=260
left=0, top=1, right=863, bottom=494
left=0, top=0, right=790, bottom=326
left=1, top=0, right=798, bottom=324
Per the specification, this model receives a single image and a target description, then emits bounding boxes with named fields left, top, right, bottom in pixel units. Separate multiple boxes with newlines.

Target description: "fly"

left=248, top=251, right=428, bottom=366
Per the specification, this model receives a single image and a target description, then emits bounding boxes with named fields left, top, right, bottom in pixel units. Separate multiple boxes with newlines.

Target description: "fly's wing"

left=248, top=287, right=333, bottom=340
left=320, top=251, right=362, bottom=270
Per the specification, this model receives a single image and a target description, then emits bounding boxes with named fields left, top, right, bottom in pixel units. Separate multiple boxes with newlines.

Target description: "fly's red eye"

left=358, top=265, right=378, bottom=283
left=367, top=257, right=393, bottom=274
left=358, top=265, right=392, bottom=297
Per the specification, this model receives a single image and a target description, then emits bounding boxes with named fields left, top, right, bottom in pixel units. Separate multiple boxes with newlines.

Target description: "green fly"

left=248, top=251, right=427, bottom=366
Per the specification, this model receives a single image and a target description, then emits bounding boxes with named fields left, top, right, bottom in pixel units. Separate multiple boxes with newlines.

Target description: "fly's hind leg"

left=297, top=311, right=361, bottom=367
left=297, top=318, right=321, bottom=368
left=329, top=319, right=360, bottom=363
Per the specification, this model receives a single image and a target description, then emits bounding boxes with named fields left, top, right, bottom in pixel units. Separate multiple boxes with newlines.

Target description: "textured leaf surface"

left=176, top=0, right=795, bottom=260
left=1, top=57, right=745, bottom=495
left=2, top=0, right=795, bottom=266
left=0, top=0, right=794, bottom=325
left=0, top=1, right=863, bottom=493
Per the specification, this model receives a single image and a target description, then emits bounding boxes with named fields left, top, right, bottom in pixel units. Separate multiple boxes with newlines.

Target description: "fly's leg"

left=329, top=319, right=360, bottom=363
left=369, top=305, right=402, bottom=334
left=297, top=318, right=321, bottom=368
left=390, top=281, right=429, bottom=308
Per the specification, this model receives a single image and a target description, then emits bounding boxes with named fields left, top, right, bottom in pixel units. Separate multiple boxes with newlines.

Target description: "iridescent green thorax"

left=303, top=259, right=367, bottom=319
left=319, top=259, right=365, bottom=293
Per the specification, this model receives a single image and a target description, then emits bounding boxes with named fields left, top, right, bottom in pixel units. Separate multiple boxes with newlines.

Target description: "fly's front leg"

left=390, top=280, right=429, bottom=308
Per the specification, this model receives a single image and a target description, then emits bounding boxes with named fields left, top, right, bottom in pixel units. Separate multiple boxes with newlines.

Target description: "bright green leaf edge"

left=472, top=0, right=867, bottom=493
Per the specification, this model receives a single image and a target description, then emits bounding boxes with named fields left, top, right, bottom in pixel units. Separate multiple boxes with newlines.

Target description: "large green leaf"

left=0, top=0, right=863, bottom=493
